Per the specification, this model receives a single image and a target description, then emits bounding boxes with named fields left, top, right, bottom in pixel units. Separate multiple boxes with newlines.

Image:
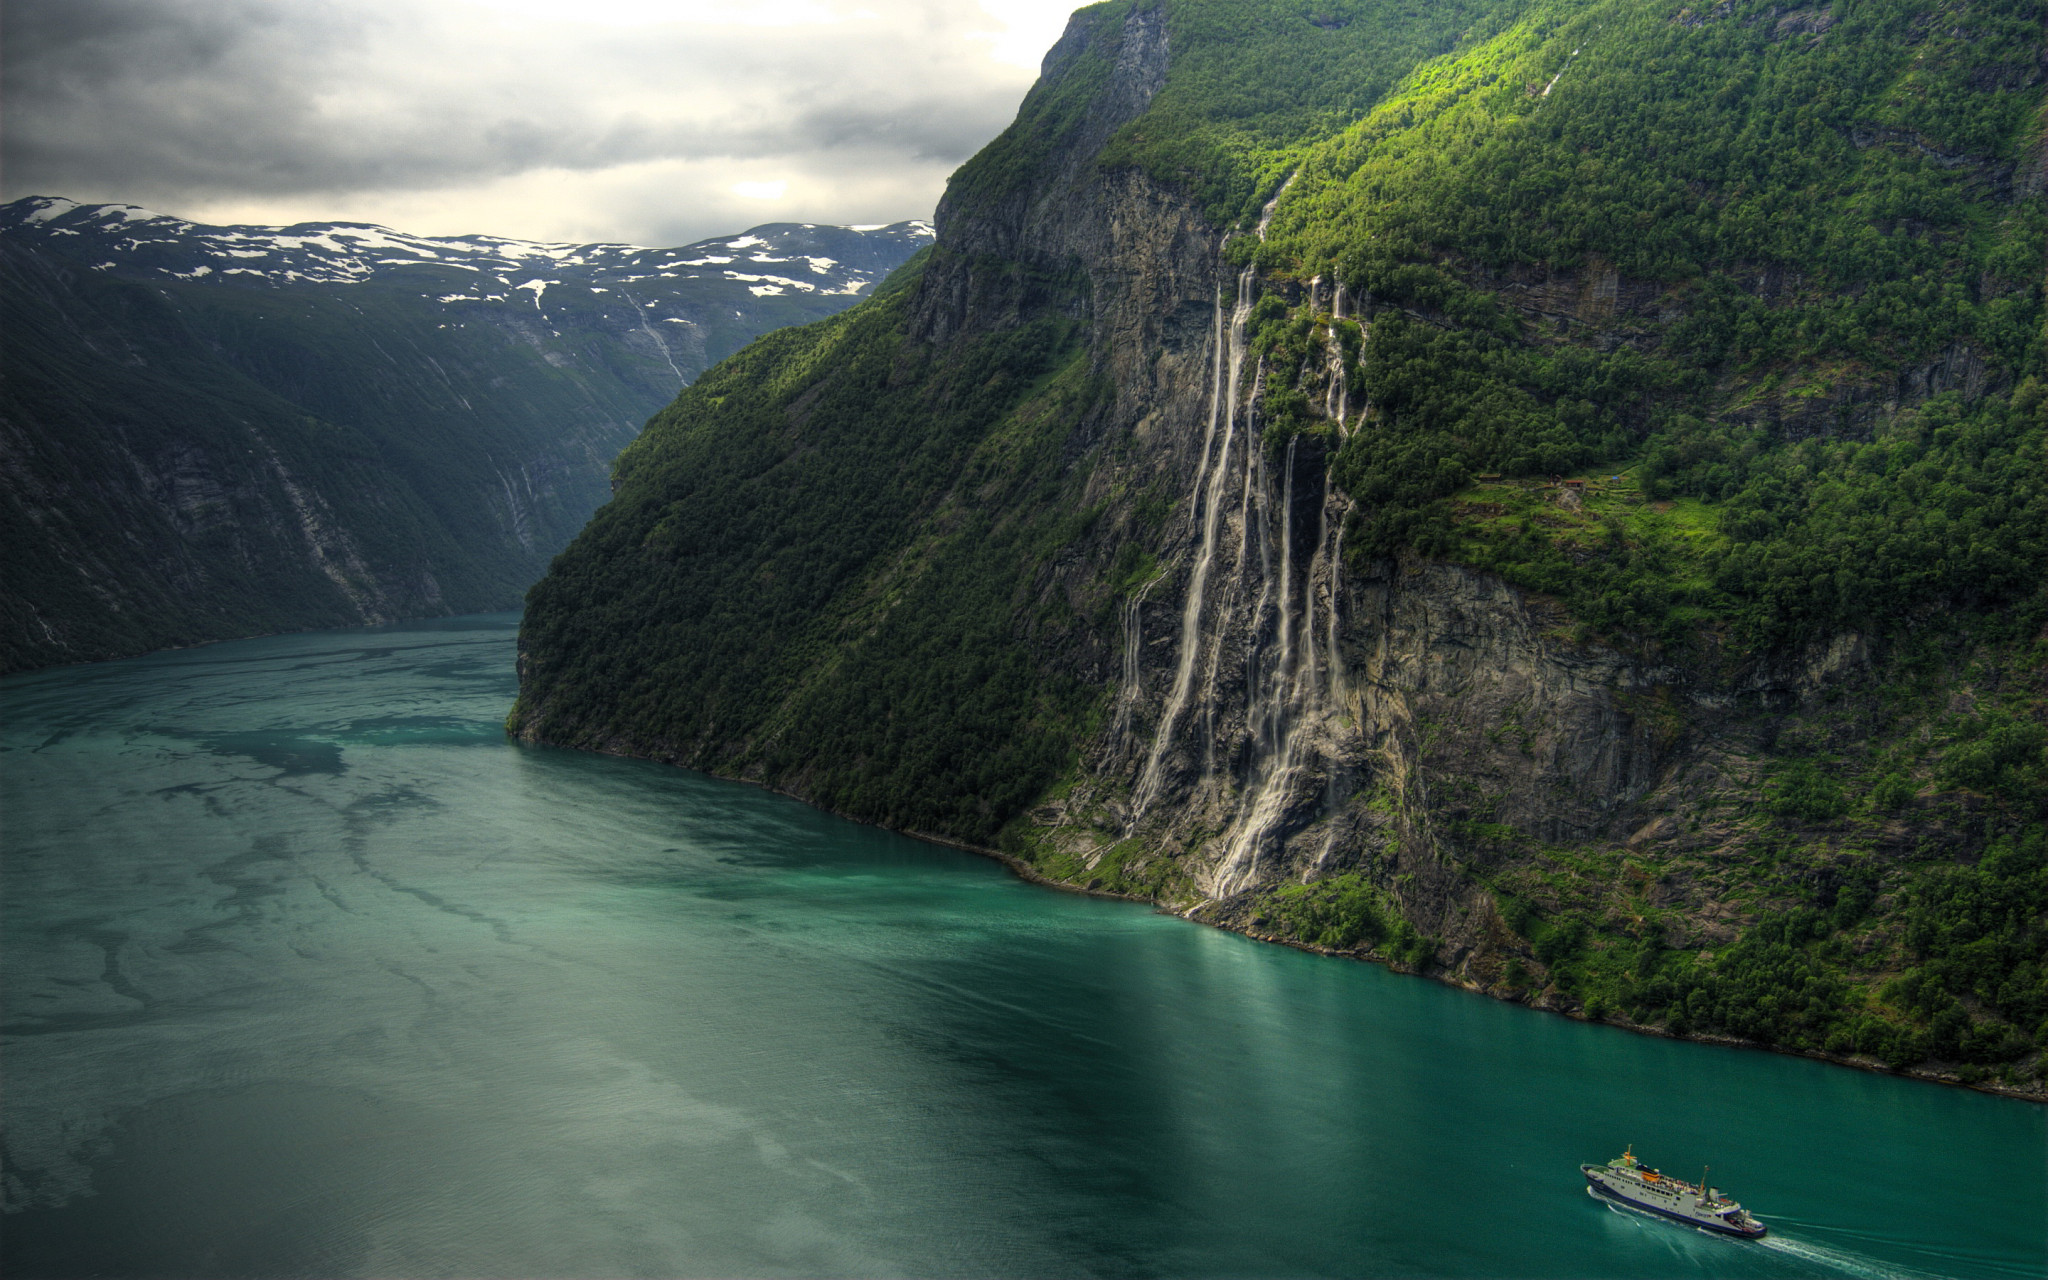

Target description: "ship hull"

left=1583, top=1172, right=1767, bottom=1239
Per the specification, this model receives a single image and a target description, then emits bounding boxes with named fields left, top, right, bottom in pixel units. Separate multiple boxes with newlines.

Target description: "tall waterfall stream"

left=1120, top=242, right=1357, bottom=900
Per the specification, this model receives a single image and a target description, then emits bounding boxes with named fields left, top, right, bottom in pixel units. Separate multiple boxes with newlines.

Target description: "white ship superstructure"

left=1580, top=1147, right=1767, bottom=1238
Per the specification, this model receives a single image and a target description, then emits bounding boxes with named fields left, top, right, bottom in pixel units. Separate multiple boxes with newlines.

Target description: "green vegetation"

left=516, top=262, right=1113, bottom=843
left=1261, top=872, right=1441, bottom=967
left=1266, top=872, right=1388, bottom=948
left=1429, top=384, right=2047, bottom=650
left=1104, top=0, right=2048, bottom=653
left=1403, top=650, right=2048, bottom=1085
left=515, top=0, right=2047, bottom=1086
left=1096, top=0, right=1511, bottom=223
left=1495, top=825, right=2048, bottom=1079
left=1197, top=0, right=2045, bottom=1084
left=1241, top=0, right=2047, bottom=652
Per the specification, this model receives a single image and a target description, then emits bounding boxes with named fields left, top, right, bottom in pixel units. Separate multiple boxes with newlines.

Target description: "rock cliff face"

left=514, top=0, right=2045, bottom=1094
left=884, top=9, right=1657, bottom=938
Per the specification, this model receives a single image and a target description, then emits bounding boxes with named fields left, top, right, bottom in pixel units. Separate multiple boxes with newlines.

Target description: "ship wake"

left=1593, top=1188, right=1973, bottom=1280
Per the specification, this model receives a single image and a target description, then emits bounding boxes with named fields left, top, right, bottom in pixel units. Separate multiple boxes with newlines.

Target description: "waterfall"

left=1300, top=462, right=1321, bottom=692
left=1129, top=262, right=1258, bottom=826
left=1272, top=436, right=1300, bottom=749
left=1326, top=515, right=1348, bottom=708
left=1213, top=440, right=1303, bottom=897
left=1121, top=182, right=1362, bottom=899
left=1211, top=470, right=1351, bottom=899
left=1209, top=355, right=1268, bottom=784
left=1110, top=576, right=1157, bottom=745
left=1325, top=281, right=1353, bottom=435
left=1121, top=401, right=1355, bottom=896
left=1255, top=175, right=1295, bottom=239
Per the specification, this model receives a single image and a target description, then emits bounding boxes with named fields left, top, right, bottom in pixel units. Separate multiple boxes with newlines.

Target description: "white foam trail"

left=1755, top=1235, right=1957, bottom=1280
left=1593, top=1189, right=1963, bottom=1280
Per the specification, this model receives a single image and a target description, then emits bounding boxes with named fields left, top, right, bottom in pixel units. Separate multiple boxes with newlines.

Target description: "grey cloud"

left=0, top=0, right=1040, bottom=226
left=3, top=0, right=299, bottom=76
left=4, top=0, right=379, bottom=194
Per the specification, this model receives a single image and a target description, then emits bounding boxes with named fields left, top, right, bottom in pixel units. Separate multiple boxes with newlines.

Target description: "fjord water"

left=3, top=617, right=2040, bottom=1280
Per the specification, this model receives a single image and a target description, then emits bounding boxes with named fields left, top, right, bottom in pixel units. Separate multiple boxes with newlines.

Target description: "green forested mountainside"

left=518, top=0, right=2047, bottom=1093
left=517, top=260, right=1109, bottom=842
left=1254, top=0, right=2045, bottom=651
left=0, top=209, right=929, bottom=674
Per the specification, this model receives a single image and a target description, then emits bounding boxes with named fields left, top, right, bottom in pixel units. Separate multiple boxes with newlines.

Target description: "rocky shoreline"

left=555, top=733, right=2045, bottom=1106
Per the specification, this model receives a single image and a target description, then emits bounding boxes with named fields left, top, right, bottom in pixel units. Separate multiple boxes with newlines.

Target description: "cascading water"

left=1210, top=444, right=1352, bottom=899
left=1324, top=281, right=1354, bottom=434
left=1205, top=354, right=1268, bottom=785
left=1110, top=577, right=1157, bottom=746
left=1128, top=262, right=1258, bottom=827
left=1122, top=347, right=1354, bottom=895
left=1123, top=170, right=1359, bottom=899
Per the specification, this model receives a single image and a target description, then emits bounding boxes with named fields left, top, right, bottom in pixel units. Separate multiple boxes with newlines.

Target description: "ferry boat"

left=1581, top=1146, right=1767, bottom=1238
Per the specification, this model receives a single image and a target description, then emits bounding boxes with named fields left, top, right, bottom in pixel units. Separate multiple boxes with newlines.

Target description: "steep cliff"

left=0, top=202, right=930, bottom=673
left=515, top=0, right=2046, bottom=1095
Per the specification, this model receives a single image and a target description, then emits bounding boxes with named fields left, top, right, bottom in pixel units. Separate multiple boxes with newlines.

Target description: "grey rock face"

left=890, top=6, right=1944, bottom=976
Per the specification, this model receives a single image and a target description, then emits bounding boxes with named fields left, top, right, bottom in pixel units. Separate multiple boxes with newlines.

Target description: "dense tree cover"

left=1442, top=383, right=2047, bottom=649
left=1280, top=0, right=2041, bottom=281
left=1501, top=826, right=2048, bottom=1074
left=1166, top=0, right=2045, bottom=1079
left=515, top=262, right=1108, bottom=842
left=1262, top=871, right=1440, bottom=967
left=1220, top=0, right=2048, bottom=650
left=1093, top=0, right=1513, bottom=222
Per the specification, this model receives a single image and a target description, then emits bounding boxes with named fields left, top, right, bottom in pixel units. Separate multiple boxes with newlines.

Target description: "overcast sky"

left=1, top=0, right=1080, bottom=246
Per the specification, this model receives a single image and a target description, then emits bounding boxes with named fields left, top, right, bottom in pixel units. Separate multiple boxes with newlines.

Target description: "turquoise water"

left=2, top=613, right=2040, bottom=1279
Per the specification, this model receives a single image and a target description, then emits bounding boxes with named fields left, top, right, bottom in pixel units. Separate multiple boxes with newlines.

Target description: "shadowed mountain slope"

left=0, top=200, right=931, bottom=672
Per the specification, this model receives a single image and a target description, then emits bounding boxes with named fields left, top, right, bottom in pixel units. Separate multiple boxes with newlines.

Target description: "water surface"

left=3, top=614, right=2040, bottom=1278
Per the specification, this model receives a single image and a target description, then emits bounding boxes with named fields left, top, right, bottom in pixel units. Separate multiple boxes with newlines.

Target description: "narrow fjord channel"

left=3, top=614, right=2039, bottom=1279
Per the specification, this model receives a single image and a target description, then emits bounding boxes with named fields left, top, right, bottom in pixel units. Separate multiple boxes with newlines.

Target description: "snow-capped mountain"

left=3, top=197, right=933, bottom=381
left=7, top=195, right=929, bottom=297
left=0, top=197, right=933, bottom=673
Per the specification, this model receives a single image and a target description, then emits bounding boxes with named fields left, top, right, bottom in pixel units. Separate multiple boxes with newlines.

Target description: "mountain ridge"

left=509, top=0, right=2042, bottom=1094
left=0, top=198, right=933, bottom=673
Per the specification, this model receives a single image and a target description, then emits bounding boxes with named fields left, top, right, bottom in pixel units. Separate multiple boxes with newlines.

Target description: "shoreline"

left=544, top=736, right=2047, bottom=1106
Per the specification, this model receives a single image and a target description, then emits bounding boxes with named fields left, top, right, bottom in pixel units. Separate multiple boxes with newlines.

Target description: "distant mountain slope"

left=0, top=198, right=931, bottom=672
left=513, top=0, right=2046, bottom=1094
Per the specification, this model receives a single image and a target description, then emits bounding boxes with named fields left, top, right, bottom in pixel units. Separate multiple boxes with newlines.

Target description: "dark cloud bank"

left=1, top=0, right=1054, bottom=244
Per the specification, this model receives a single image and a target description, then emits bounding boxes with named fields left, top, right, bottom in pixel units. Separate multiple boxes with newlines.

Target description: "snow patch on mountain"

left=2, top=198, right=935, bottom=309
